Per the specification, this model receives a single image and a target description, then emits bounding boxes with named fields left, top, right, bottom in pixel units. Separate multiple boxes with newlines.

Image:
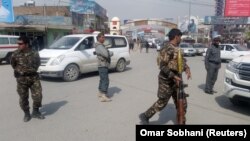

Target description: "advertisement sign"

left=224, top=0, right=250, bottom=16
left=70, top=0, right=95, bottom=14
left=204, top=16, right=249, bottom=25
left=0, top=0, right=14, bottom=23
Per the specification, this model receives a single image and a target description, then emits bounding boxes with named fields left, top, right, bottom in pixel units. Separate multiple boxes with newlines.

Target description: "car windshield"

left=180, top=43, right=192, bottom=48
left=48, top=37, right=81, bottom=49
left=233, top=44, right=248, bottom=51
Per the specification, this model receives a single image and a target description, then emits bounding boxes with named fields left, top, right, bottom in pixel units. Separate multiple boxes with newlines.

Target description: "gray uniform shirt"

left=95, top=41, right=113, bottom=67
left=205, top=44, right=221, bottom=68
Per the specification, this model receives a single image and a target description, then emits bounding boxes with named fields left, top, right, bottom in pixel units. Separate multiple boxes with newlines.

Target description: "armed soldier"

left=11, top=36, right=45, bottom=122
left=95, top=32, right=113, bottom=102
left=139, top=28, right=191, bottom=124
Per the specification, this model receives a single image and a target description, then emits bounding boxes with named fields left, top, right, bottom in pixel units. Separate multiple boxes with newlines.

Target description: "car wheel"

left=63, top=64, right=79, bottom=81
left=116, top=59, right=126, bottom=72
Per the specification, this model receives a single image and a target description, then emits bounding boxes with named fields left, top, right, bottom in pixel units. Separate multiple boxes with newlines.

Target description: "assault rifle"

left=177, top=49, right=186, bottom=125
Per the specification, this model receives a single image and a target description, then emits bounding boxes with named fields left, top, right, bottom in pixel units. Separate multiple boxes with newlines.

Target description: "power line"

left=172, top=0, right=215, bottom=7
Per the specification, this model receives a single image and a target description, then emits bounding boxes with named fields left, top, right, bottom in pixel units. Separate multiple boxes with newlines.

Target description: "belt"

left=209, top=60, right=220, bottom=64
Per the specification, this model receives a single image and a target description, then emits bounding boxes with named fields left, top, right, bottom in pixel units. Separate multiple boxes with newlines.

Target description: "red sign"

left=224, top=0, right=250, bottom=16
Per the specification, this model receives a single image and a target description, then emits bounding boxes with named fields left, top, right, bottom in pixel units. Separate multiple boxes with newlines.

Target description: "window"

left=113, top=37, right=127, bottom=48
left=10, top=37, right=18, bottom=44
left=0, top=37, right=9, bottom=44
left=49, top=36, right=81, bottom=49
left=104, top=37, right=113, bottom=48
left=225, top=45, right=233, bottom=51
left=220, top=45, right=225, bottom=50
left=104, top=37, right=127, bottom=48
left=78, top=37, right=94, bottom=50
left=112, top=21, right=117, bottom=25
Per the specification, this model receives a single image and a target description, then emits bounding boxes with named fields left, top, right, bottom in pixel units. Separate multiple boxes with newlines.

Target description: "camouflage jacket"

left=11, top=48, right=40, bottom=76
left=157, top=43, right=189, bottom=79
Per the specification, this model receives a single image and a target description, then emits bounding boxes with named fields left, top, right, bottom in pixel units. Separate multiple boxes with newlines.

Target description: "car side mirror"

left=231, top=49, right=236, bottom=52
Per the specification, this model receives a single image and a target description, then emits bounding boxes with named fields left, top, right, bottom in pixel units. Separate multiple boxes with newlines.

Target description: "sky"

left=13, top=0, right=215, bottom=23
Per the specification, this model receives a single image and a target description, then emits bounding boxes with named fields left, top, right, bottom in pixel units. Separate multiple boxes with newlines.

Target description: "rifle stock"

left=177, top=49, right=186, bottom=125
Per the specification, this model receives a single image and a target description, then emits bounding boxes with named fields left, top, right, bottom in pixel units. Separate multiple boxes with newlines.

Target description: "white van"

left=38, top=34, right=131, bottom=81
left=0, top=35, right=19, bottom=64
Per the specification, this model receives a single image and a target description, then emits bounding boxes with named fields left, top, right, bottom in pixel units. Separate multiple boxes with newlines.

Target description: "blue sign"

left=0, top=0, right=14, bottom=23
left=70, top=0, right=95, bottom=14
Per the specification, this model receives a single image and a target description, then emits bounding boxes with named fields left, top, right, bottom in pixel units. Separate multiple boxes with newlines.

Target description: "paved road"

left=0, top=48, right=249, bottom=141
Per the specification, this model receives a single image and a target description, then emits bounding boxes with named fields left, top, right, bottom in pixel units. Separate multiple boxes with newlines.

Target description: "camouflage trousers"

left=16, top=76, right=42, bottom=111
left=144, top=75, right=187, bottom=121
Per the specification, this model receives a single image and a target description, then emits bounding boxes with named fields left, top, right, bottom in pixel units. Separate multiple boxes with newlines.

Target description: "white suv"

left=224, top=55, right=250, bottom=105
left=220, top=44, right=250, bottom=61
left=38, top=34, right=130, bottom=81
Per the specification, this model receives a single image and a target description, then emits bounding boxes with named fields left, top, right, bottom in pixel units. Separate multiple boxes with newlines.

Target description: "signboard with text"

left=70, top=0, right=95, bottom=14
left=224, top=0, right=250, bottom=16
left=204, top=16, right=250, bottom=25
left=0, top=0, right=14, bottom=23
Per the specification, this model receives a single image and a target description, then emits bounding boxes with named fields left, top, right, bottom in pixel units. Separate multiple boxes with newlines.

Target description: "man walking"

left=139, top=28, right=191, bottom=124
left=204, top=33, right=222, bottom=94
left=95, top=33, right=113, bottom=102
left=11, top=36, right=45, bottom=122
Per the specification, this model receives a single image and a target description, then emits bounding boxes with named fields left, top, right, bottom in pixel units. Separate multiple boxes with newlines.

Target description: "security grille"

left=238, top=63, right=250, bottom=81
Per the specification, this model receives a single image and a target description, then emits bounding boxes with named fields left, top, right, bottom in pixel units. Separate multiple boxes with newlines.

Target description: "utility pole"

left=188, top=0, right=191, bottom=37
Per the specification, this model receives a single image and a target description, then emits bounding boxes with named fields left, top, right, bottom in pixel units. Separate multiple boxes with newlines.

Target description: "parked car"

left=179, top=43, right=196, bottom=56
left=193, top=43, right=206, bottom=55
left=38, top=34, right=131, bottom=81
left=147, top=38, right=157, bottom=48
left=220, top=44, right=250, bottom=61
left=224, top=55, right=250, bottom=105
left=0, top=35, right=19, bottom=64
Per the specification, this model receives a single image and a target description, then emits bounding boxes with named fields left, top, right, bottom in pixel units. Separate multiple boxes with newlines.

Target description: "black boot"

left=139, top=113, right=149, bottom=125
left=23, top=110, right=31, bottom=122
left=32, top=108, right=45, bottom=119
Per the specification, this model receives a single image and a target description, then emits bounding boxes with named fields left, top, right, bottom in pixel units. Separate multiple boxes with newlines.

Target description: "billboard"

left=0, top=0, right=14, bottom=23
left=204, top=16, right=249, bottom=25
left=70, top=0, right=95, bottom=14
left=224, top=0, right=250, bottom=16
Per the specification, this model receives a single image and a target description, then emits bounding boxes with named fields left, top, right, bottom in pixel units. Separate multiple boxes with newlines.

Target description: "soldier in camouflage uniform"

left=11, top=36, right=45, bottom=122
left=139, top=29, right=191, bottom=124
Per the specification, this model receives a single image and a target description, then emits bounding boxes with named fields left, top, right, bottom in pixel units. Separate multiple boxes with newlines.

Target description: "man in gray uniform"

left=204, top=34, right=221, bottom=94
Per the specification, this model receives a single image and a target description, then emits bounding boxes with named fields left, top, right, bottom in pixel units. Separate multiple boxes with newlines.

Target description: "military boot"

left=32, top=108, right=45, bottom=119
left=23, top=110, right=31, bottom=122
left=139, top=113, right=149, bottom=125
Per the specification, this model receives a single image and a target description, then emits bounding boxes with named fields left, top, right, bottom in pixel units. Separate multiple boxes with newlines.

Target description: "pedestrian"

left=204, top=33, right=222, bottom=94
left=128, top=37, right=134, bottom=53
left=145, top=41, right=149, bottom=53
left=139, top=28, right=191, bottom=124
left=95, top=32, right=113, bottom=102
left=32, top=37, right=39, bottom=51
left=10, top=36, right=45, bottom=122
